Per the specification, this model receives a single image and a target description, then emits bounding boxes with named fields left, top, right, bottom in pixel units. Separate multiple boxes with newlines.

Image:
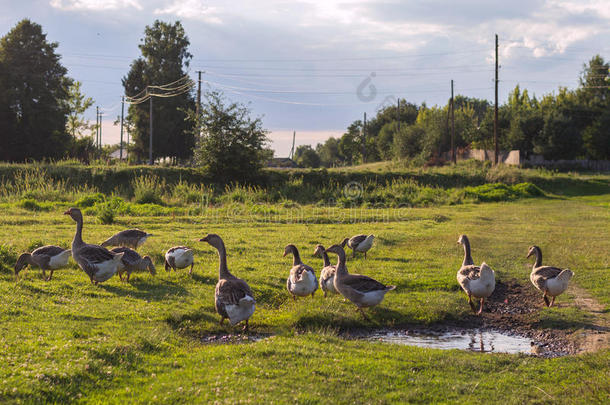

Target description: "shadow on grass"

left=190, top=272, right=217, bottom=285
left=99, top=279, right=189, bottom=300
left=534, top=308, right=608, bottom=331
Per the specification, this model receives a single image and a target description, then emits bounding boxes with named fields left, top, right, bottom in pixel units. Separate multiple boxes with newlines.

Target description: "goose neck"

left=462, top=238, right=473, bottom=266
left=291, top=247, right=302, bottom=267
left=216, top=241, right=232, bottom=279
left=322, top=251, right=331, bottom=267
left=73, top=216, right=84, bottom=248
left=533, top=248, right=542, bottom=268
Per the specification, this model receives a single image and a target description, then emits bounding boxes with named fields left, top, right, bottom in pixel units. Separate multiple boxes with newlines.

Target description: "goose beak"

left=199, top=237, right=207, bottom=242
left=282, top=251, right=287, bottom=257
left=63, top=209, right=71, bottom=215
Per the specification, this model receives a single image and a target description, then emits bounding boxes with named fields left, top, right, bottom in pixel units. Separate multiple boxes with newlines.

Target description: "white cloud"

left=49, top=0, right=142, bottom=11
left=154, top=0, right=222, bottom=24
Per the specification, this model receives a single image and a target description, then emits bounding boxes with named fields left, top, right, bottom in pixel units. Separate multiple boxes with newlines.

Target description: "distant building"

left=109, top=148, right=129, bottom=160
left=267, top=157, right=298, bottom=168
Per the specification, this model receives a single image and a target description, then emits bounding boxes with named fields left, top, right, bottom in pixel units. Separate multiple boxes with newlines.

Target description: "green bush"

left=0, top=244, right=17, bottom=272
left=76, top=192, right=106, bottom=207
left=17, top=198, right=51, bottom=211
left=132, top=175, right=165, bottom=205
left=97, top=203, right=115, bottom=225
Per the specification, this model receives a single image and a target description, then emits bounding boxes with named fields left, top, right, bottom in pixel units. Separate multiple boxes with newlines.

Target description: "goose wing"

left=166, top=246, right=190, bottom=254
left=348, top=234, right=367, bottom=248
left=216, top=278, right=253, bottom=306
left=290, top=264, right=314, bottom=282
left=78, top=244, right=116, bottom=264
left=32, top=245, right=66, bottom=257
left=320, top=265, right=336, bottom=283
left=342, top=273, right=388, bottom=292
left=532, top=266, right=562, bottom=290
left=458, top=265, right=481, bottom=281
left=116, top=229, right=148, bottom=238
left=111, top=247, right=141, bottom=266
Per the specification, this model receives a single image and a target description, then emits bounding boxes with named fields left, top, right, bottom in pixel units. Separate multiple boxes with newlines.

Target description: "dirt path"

left=568, top=284, right=610, bottom=353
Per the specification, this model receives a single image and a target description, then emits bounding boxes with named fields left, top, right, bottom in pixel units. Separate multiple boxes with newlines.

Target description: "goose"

left=341, top=234, right=375, bottom=259
left=164, top=246, right=194, bottom=274
left=200, top=233, right=255, bottom=330
left=284, top=244, right=317, bottom=299
left=314, top=244, right=337, bottom=297
left=325, top=244, right=395, bottom=319
left=456, top=235, right=496, bottom=315
left=64, top=208, right=124, bottom=284
left=14, top=246, right=71, bottom=281
left=100, top=229, right=152, bottom=250
left=111, top=247, right=156, bottom=282
left=527, top=246, right=574, bottom=307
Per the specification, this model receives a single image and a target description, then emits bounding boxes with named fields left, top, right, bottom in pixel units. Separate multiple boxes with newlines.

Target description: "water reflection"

left=367, top=328, right=532, bottom=354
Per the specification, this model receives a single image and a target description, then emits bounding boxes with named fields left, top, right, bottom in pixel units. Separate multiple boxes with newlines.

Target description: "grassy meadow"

left=0, top=163, right=609, bottom=403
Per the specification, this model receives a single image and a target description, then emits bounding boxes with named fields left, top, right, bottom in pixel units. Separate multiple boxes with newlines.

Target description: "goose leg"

left=189, top=263, right=193, bottom=275
left=543, top=291, right=550, bottom=307
left=242, top=319, right=249, bottom=332
left=219, top=317, right=226, bottom=325
left=47, top=271, right=54, bottom=281
left=42, top=269, right=46, bottom=280
left=550, top=296, right=555, bottom=307
left=358, top=307, right=370, bottom=320
left=477, top=298, right=484, bottom=315
left=323, top=291, right=327, bottom=298
left=352, top=250, right=356, bottom=259
left=468, top=295, right=477, bottom=313
left=364, top=251, right=367, bottom=259
left=292, top=294, right=296, bottom=301
left=126, top=273, right=131, bottom=282
left=311, top=292, right=315, bottom=298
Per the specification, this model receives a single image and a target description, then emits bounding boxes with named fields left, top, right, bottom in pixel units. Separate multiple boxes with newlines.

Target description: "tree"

left=294, top=145, right=320, bottom=168
left=123, top=20, right=195, bottom=163
left=339, top=121, right=363, bottom=165
left=316, top=137, right=342, bottom=167
left=195, top=91, right=269, bottom=182
left=65, top=81, right=94, bottom=137
left=579, top=55, right=610, bottom=159
left=0, top=19, right=71, bottom=161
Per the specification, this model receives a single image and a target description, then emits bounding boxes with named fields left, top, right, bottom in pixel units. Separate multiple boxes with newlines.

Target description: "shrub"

left=76, top=192, right=106, bottom=207
left=132, top=175, right=165, bottom=205
left=97, top=203, right=115, bottom=225
left=17, top=198, right=51, bottom=211
left=0, top=244, right=17, bottom=272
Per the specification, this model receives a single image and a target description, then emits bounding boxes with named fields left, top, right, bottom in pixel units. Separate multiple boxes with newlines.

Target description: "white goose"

left=164, top=246, right=195, bottom=274
left=527, top=246, right=574, bottom=307
left=64, top=208, right=124, bottom=284
left=456, top=235, right=495, bottom=315
left=14, top=245, right=71, bottom=281
left=284, top=244, right=317, bottom=299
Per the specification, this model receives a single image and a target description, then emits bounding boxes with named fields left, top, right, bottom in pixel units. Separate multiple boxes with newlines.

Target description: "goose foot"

left=219, top=317, right=226, bottom=326
left=189, top=263, right=193, bottom=275
left=242, top=320, right=249, bottom=332
left=311, top=292, right=315, bottom=298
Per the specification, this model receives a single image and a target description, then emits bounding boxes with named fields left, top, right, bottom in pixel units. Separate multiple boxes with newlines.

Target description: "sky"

left=1, top=0, right=609, bottom=156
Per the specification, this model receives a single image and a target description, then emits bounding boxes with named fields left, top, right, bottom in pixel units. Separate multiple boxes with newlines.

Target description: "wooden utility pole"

left=451, top=79, right=456, bottom=164
left=397, top=98, right=400, bottom=132
left=362, top=112, right=367, bottom=163
left=96, top=106, right=99, bottom=149
left=149, top=97, right=153, bottom=165
left=494, top=34, right=499, bottom=165
left=196, top=71, right=203, bottom=138
left=120, top=96, right=124, bottom=160
left=99, top=111, right=102, bottom=149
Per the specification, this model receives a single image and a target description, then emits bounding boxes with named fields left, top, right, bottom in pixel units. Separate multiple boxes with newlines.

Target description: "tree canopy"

left=123, top=20, right=195, bottom=163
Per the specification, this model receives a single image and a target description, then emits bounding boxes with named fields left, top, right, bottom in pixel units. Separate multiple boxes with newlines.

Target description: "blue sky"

left=1, top=0, right=609, bottom=155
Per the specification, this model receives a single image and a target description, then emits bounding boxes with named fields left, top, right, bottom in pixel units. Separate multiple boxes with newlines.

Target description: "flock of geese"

left=12, top=207, right=575, bottom=330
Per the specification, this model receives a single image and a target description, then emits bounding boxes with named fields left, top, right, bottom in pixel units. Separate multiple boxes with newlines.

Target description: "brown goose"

left=341, top=234, right=375, bottom=258
left=200, top=234, right=255, bottom=330
left=111, top=247, right=156, bottom=281
left=284, top=244, right=317, bottom=299
left=456, top=235, right=495, bottom=315
left=101, top=229, right=152, bottom=250
left=314, top=244, right=337, bottom=297
left=527, top=246, right=574, bottom=307
left=64, top=208, right=124, bottom=284
left=325, top=244, right=395, bottom=319
left=14, top=246, right=71, bottom=281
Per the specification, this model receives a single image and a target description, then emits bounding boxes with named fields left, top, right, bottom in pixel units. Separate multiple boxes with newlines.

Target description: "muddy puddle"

left=364, top=328, right=536, bottom=354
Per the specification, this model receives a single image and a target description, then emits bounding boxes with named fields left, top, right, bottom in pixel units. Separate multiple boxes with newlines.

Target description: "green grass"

left=0, top=186, right=609, bottom=402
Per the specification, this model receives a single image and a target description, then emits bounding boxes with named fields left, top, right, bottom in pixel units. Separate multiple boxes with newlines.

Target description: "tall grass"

left=0, top=167, right=97, bottom=202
